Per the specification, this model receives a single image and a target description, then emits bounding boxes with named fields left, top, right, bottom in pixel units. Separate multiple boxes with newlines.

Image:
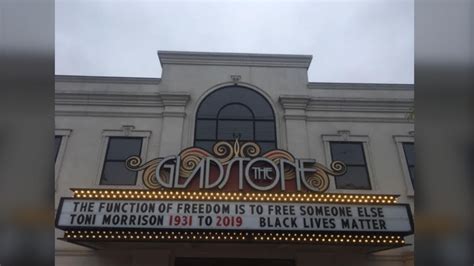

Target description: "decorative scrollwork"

left=125, top=156, right=162, bottom=190
left=262, top=149, right=296, bottom=180
left=179, top=147, right=211, bottom=178
left=311, top=161, right=347, bottom=176
left=212, top=141, right=234, bottom=164
left=305, top=168, right=330, bottom=192
left=303, top=161, right=347, bottom=192
left=239, top=142, right=261, bottom=158
left=143, top=165, right=166, bottom=190
left=125, top=140, right=348, bottom=193
left=125, top=156, right=142, bottom=170
left=330, top=160, right=346, bottom=174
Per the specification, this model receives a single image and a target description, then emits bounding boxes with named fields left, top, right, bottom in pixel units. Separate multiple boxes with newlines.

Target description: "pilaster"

left=279, top=95, right=310, bottom=157
left=158, top=93, right=190, bottom=156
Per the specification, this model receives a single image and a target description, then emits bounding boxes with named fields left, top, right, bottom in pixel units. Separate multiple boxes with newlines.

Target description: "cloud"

left=55, top=0, right=413, bottom=83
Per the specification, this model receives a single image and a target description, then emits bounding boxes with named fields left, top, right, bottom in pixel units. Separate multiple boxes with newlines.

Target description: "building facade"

left=55, top=51, right=414, bottom=266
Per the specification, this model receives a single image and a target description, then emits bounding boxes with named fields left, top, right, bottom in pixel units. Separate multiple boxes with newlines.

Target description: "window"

left=55, top=129, right=72, bottom=191
left=195, top=86, right=276, bottom=153
left=402, top=142, right=415, bottom=188
left=55, top=136, right=62, bottom=161
left=100, top=137, right=143, bottom=185
left=330, top=142, right=371, bottom=190
left=393, top=135, right=414, bottom=195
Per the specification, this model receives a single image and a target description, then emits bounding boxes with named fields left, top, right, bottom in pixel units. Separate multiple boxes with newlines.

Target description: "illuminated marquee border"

left=58, top=188, right=413, bottom=248
left=61, top=230, right=406, bottom=246
left=71, top=189, right=399, bottom=204
left=58, top=143, right=413, bottom=248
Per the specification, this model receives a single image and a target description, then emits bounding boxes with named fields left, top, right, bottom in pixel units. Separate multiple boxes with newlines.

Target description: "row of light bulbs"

left=64, top=230, right=405, bottom=245
left=66, top=230, right=402, bottom=239
left=72, top=189, right=398, bottom=204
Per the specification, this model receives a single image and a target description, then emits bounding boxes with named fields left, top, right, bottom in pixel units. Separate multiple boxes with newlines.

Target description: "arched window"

left=195, top=86, right=276, bottom=153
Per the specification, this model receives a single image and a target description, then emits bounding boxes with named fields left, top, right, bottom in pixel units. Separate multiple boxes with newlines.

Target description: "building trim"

left=305, top=116, right=413, bottom=123
left=55, top=111, right=163, bottom=118
left=279, top=95, right=413, bottom=123
left=308, top=82, right=414, bottom=90
left=158, top=50, right=313, bottom=69
left=279, top=95, right=311, bottom=110
left=307, top=98, right=413, bottom=113
left=55, top=92, right=164, bottom=107
left=55, top=75, right=161, bottom=84
left=55, top=92, right=190, bottom=118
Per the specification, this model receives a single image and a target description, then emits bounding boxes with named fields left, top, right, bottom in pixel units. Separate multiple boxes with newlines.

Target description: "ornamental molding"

left=55, top=110, right=164, bottom=118
left=158, top=51, right=313, bottom=69
left=279, top=95, right=311, bottom=110
left=159, top=93, right=191, bottom=106
left=306, top=97, right=413, bottom=113
left=55, top=92, right=190, bottom=107
left=55, top=92, right=190, bottom=118
left=280, top=95, right=413, bottom=113
left=306, top=116, right=413, bottom=124
left=279, top=95, right=414, bottom=123
left=308, top=82, right=414, bottom=91
left=55, top=92, right=164, bottom=107
left=55, top=75, right=161, bottom=85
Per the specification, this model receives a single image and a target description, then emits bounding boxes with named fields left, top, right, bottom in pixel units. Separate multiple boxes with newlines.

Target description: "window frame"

left=322, top=133, right=377, bottom=192
left=55, top=129, right=72, bottom=191
left=96, top=128, right=151, bottom=188
left=393, top=135, right=415, bottom=196
left=194, top=85, right=277, bottom=152
left=100, top=137, right=143, bottom=186
left=329, top=141, right=372, bottom=190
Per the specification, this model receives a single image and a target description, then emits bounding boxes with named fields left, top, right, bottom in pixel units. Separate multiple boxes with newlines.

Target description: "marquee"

left=56, top=140, right=413, bottom=248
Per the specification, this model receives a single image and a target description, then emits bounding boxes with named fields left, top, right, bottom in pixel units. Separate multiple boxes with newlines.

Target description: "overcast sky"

left=55, top=0, right=413, bottom=84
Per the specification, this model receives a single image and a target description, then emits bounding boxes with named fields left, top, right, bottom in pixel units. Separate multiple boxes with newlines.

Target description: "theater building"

left=54, top=51, right=415, bottom=266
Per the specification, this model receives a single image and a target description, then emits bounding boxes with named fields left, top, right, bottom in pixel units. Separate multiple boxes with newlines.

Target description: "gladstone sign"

left=125, top=140, right=347, bottom=193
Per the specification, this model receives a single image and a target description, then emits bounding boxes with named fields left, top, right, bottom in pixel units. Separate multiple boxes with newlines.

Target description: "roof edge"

left=157, top=50, right=313, bottom=69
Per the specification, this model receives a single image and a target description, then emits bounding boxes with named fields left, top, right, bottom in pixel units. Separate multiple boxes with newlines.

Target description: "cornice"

left=279, top=95, right=414, bottom=123
left=307, top=97, right=413, bottom=113
left=159, top=93, right=191, bottom=106
left=306, top=116, right=413, bottom=123
left=282, top=115, right=412, bottom=123
left=158, top=50, right=312, bottom=69
left=307, top=82, right=414, bottom=91
left=55, top=91, right=190, bottom=118
left=55, top=92, right=163, bottom=107
left=55, top=110, right=163, bottom=118
left=55, top=75, right=161, bottom=85
left=279, top=95, right=311, bottom=109
left=162, top=111, right=187, bottom=118
left=55, top=92, right=190, bottom=107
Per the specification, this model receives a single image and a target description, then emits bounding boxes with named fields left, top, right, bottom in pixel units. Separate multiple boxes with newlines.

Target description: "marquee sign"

left=56, top=140, right=413, bottom=247
left=125, top=139, right=346, bottom=193
left=57, top=198, right=412, bottom=234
